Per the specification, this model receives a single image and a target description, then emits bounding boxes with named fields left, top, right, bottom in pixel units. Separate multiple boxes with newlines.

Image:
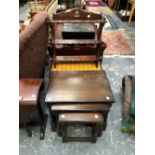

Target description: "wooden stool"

left=58, top=112, right=104, bottom=143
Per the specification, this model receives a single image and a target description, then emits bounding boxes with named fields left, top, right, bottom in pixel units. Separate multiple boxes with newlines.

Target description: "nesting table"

left=45, top=70, right=115, bottom=133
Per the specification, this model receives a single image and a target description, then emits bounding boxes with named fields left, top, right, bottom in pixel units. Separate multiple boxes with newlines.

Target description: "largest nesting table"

left=45, top=70, right=115, bottom=131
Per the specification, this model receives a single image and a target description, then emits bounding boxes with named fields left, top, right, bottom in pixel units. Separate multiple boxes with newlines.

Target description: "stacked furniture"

left=46, top=8, right=115, bottom=142
left=46, top=70, right=115, bottom=142
left=19, top=9, right=115, bottom=143
left=19, top=12, right=51, bottom=139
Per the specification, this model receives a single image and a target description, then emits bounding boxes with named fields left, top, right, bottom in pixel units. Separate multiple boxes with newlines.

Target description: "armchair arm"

left=39, top=51, right=52, bottom=115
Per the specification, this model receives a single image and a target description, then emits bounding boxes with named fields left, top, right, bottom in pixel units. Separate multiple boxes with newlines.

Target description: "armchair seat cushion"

left=19, top=12, right=50, bottom=139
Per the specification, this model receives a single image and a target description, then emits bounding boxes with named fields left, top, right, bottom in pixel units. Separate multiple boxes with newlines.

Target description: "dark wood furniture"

left=45, top=70, right=115, bottom=142
left=51, top=103, right=110, bottom=131
left=50, top=8, right=106, bottom=67
left=58, top=112, right=103, bottom=143
left=46, top=71, right=114, bottom=103
left=19, top=12, right=51, bottom=139
left=19, top=79, right=43, bottom=137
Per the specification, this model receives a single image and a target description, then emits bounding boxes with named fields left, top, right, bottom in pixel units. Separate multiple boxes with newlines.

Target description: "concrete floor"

left=19, top=58, right=135, bottom=155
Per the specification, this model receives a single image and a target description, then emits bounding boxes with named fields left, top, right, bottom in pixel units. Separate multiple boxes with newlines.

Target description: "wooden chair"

left=50, top=8, right=106, bottom=67
left=19, top=12, right=51, bottom=139
left=125, top=0, right=135, bottom=25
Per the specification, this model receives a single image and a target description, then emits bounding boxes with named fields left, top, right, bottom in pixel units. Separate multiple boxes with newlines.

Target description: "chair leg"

left=128, top=3, right=135, bottom=25
left=125, top=1, right=129, bottom=18
left=24, top=123, right=32, bottom=137
left=40, top=115, right=48, bottom=140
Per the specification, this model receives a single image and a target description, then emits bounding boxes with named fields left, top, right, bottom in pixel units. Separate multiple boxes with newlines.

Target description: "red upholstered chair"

left=19, top=12, right=51, bottom=139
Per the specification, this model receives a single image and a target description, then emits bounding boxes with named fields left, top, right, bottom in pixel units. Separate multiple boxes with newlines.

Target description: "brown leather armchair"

left=19, top=12, right=51, bottom=139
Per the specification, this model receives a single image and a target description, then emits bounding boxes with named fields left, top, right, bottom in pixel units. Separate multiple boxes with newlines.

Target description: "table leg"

left=102, top=110, right=110, bottom=130
left=49, top=107, right=56, bottom=131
